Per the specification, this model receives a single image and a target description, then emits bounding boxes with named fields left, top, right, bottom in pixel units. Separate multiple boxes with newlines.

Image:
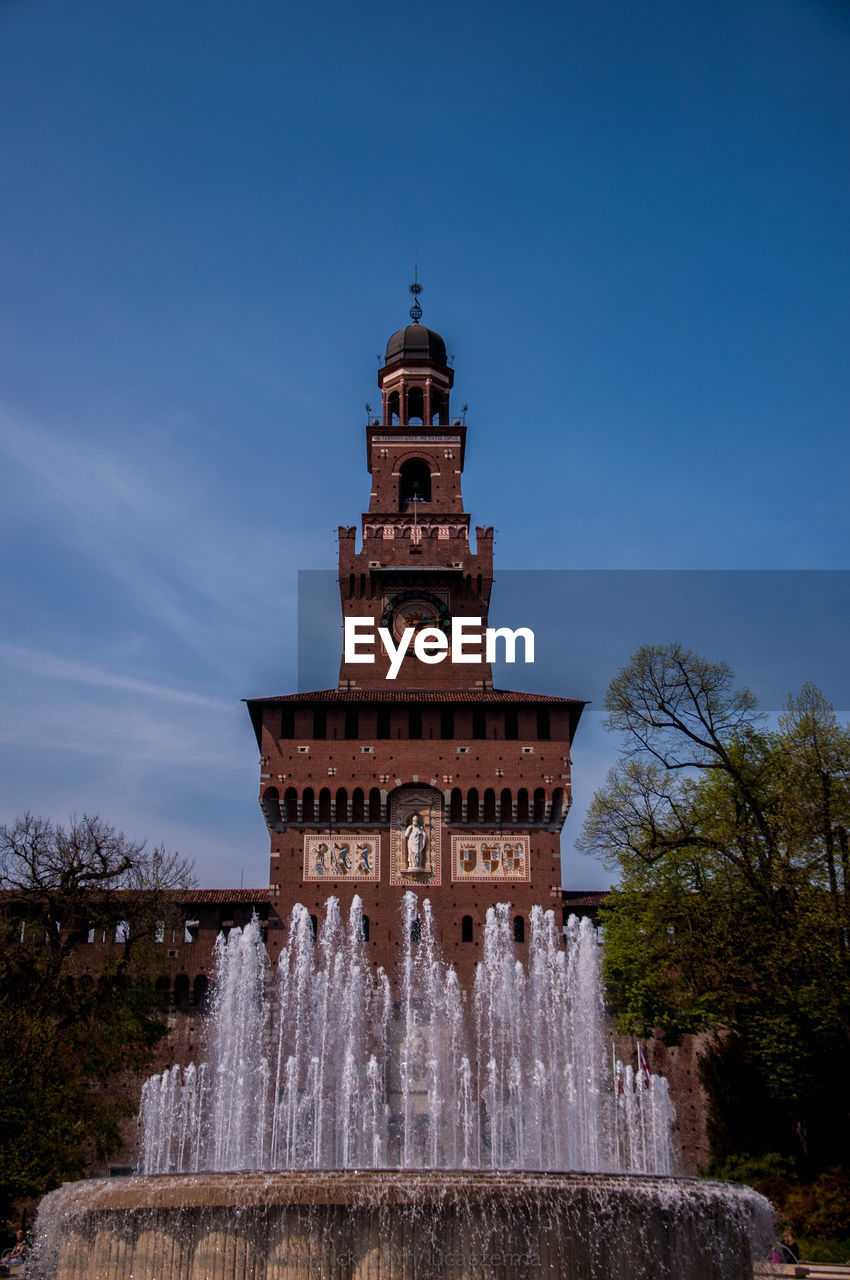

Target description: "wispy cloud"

left=0, top=404, right=309, bottom=671
left=0, top=642, right=231, bottom=709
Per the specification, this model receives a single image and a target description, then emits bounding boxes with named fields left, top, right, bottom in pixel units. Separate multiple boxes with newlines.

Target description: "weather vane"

left=409, top=261, right=423, bottom=323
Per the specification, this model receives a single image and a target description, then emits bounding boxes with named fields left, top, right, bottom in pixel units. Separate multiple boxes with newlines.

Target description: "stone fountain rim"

left=45, top=1170, right=766, bottom=1215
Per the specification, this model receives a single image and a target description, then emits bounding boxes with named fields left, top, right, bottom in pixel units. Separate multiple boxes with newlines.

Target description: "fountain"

left=33, top=895, right=773, bottom=1278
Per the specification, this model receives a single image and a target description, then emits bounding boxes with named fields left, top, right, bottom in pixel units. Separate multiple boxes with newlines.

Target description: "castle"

left=70, top=297, right=709, bottom=1172
left=244, top=297, right=585, bottom=986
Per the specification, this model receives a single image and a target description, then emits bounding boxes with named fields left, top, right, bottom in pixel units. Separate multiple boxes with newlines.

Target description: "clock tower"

left=338, top=297, right=494, bottom=690
left=246, top=290, right=584, bottom=986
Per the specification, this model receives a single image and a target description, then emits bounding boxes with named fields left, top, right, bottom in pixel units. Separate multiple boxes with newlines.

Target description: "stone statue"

left=404, top=813, right=428, bottom=871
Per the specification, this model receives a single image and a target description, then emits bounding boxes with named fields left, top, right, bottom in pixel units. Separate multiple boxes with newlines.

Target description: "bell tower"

left=338, top=286, right=494, bottom=690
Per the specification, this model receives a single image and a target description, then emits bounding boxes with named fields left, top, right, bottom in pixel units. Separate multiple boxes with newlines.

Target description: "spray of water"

left=138, top=894, right=675, bottom=1174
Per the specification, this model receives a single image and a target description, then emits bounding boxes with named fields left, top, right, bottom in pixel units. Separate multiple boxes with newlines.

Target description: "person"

left=0, top=1232, right=26, bottom=1274
left=781, top=1229, right=800, bottom=1262
left=404, top=813, right=428, bottom=871
left=770, top=1228, right=800, bottom=1264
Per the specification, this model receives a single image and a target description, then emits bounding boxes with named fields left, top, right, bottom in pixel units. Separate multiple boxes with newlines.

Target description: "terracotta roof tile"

left=562, top=891, right=610, bottom=908
left=178, top=889, right=271, bottom=903
left=246, top=689, right=586, bottom=706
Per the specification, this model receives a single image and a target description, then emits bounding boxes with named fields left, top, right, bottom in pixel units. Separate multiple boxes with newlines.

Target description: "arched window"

left=500, top=788, right=512, bottom=823
left=284, top=787, right=298, bottom=822
left=193, top=974, right=209, bottom=1009
left=551, top=788, right=565, bottom=823
left=410, top=917, right=422, bottom=943
left=467, top=788, right=479, bottom=823
left=388, top=390, right=400, bottom=424
left=352, top=788, right=365, bottom=821
left=517, top=788, right=529, bottom=823
left=302, top=787, right=315, bottom=823
left=483, top=788, right=496, bottom=822
left=450, top=788, right=463, bottom=823
left=407, top=386, right=424, bottom=424
left=335, top=788, right=348, bottom=822
left=174, top=973, right=190, bottom=1011
left=533, top=788, right=546, bottom=824
left=361, top=914, right=370, bottom=942
left=319, top=788, right=331, bottom=823
left=399, top=458, right=431, bottom=508
left=368, top=787, right=382, bottom=822
left=431, top=392, right=443, bottom=425
left=309, top=914, right=318, bottom=940
left=513, top=916, right=525, bottom=944
left=461, top=915, right=473, bottom=943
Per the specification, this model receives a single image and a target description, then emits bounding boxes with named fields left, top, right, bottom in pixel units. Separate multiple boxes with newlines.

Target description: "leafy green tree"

left=0, top=813, right=194, bottom=1217
left=578, top=646, right=850, bottom=1172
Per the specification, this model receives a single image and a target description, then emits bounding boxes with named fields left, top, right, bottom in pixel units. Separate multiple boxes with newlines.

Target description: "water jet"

left=34, top=896, right=773, bottom=1278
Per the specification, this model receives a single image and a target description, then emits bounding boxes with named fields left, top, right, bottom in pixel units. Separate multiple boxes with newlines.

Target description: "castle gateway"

left=246, top=300, right=585, bottom=984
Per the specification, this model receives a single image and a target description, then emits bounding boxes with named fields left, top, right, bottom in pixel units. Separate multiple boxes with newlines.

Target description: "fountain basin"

left=35, top=1170, right=772, bottom=1280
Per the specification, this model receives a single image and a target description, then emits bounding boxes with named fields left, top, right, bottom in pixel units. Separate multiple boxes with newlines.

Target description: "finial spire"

left=408, top=262, right=423, bottom=324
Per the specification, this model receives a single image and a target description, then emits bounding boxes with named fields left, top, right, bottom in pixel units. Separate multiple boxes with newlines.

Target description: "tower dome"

left=384, top=324, right=448, bottom=368
left=378, top=282, right=454, bottom=426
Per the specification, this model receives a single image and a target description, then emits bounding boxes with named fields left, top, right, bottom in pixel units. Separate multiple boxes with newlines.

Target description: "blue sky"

left=0, top=0, right=847, bottom=890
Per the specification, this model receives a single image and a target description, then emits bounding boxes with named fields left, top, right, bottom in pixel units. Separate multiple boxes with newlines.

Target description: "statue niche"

left=390, top=786, right=441, bottom=885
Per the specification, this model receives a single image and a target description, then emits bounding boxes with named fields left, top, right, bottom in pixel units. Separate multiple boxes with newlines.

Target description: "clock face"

left=392, top=598, right=440, bottom=641
left=380, top=590, right=451, bottom=640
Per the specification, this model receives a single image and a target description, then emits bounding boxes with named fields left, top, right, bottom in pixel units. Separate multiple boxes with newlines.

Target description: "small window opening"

left=407, top=386, right=424, bottom=424
left=399, top=458, right=431, bottom=508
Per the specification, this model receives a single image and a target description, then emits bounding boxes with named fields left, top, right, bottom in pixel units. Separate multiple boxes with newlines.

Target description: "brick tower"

left=246, top=294, right=584, bottom=985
